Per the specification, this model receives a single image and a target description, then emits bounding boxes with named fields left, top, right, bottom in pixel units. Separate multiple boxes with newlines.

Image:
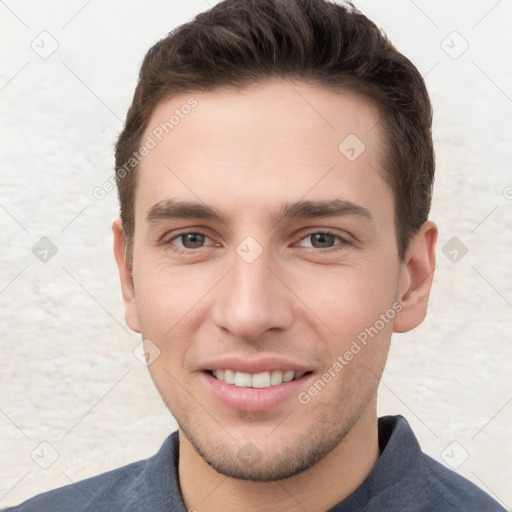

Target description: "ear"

left=112, top=217, right=141, bottom=333
left=393, top=220, right=438, bottom=333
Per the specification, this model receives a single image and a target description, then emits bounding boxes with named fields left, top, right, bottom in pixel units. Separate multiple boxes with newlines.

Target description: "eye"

left=297, top=232, right=348, bottom=250
left=174, top=232, right=207, bottom=249
left=163, top=231, right=218, bottom=253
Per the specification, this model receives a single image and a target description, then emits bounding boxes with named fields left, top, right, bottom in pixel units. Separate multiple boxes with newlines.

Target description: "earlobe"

left=112, top=217, right=141, bottom=333
left=393, top=221, right=438, bottom=333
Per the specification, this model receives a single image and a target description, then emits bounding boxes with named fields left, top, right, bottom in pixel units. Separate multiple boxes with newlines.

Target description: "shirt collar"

left=141, top=415, right=420, bottom=511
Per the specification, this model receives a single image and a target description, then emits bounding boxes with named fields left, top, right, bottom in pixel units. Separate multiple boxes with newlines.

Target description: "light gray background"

left=1, top=0, right=511, bottom=508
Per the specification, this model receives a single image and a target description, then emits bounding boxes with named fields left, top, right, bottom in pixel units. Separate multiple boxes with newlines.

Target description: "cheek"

left=134, top=259, right=215, bottom=335
left=290, top=258, right=400, bottom=344
left=133, top=259, right=222, bottom=386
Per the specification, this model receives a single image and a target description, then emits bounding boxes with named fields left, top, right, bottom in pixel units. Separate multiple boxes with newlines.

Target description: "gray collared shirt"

left=3, top=415, right=506, bottom=511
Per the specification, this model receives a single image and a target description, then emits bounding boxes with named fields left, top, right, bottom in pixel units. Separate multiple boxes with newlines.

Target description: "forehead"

left=136, top=80, right=390, bottom=221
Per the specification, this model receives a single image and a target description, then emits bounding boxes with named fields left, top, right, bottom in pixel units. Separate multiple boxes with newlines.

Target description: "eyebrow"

left=145, top=198, right=373, bottom=225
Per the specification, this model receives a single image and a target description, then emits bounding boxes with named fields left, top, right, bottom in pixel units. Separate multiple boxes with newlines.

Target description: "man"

left=5, top=0, right=506, bottom=510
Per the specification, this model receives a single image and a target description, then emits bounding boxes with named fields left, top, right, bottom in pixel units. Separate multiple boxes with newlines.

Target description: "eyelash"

left=299, top=230, right=351, bottom=253
left=161, top=230, right=351, bottom=255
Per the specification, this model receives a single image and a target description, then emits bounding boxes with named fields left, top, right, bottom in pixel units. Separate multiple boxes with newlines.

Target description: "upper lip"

left=203, top=355, right=312, bottom=374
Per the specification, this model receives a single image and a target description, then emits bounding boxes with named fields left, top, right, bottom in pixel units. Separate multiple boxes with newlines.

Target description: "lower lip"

left=201, top=372, right=312, bottom=413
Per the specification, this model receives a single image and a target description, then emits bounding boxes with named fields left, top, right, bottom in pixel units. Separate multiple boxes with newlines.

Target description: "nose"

left=211, top=247, right=294, bottom=341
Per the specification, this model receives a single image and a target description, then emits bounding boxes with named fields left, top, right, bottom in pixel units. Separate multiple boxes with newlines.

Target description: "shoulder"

left=2, top=458, right=147, bottom=512
left=2, top=431, right=184, bottom=512
left=368, top=416, right=507, bottom=512
left=412, top=452, right=507, bottom=512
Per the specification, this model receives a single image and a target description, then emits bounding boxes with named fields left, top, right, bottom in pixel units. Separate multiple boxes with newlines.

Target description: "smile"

left=210, top=369, right=306, bottom=388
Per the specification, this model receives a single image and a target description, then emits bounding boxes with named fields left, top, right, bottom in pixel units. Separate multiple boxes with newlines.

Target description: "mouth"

left=207, top=369, right=310, bottom=388
left=202, top=368, right=313, bottom=412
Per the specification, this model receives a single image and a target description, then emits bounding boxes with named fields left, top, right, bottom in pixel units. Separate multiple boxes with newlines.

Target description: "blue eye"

left=298, top=232, right=346, bottom=250
left=161, top=230, right=349, bottom=256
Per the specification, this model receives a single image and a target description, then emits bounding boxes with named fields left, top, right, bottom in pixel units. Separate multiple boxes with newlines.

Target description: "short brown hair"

left=115, top=0, right=434, bottom=263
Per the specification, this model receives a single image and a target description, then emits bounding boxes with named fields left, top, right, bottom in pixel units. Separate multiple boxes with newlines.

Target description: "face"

left=115, top=80, right=421, bottom=481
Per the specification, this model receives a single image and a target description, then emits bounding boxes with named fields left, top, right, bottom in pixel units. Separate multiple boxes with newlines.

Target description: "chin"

left=178, top=413, right=355, bottom=482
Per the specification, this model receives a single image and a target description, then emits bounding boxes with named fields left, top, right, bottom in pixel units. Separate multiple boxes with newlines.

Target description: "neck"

left=178, top=399, right=380, bottom=512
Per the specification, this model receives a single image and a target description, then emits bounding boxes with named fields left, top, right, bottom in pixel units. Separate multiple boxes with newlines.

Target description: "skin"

left=113, top=80, right=437, bottom=511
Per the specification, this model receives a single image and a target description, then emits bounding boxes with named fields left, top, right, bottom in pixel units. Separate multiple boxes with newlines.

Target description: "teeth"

left=212, top=369, right=306, bottom=388
left=252, top=371, right=271, bottom=388
left=282, top=370, right=295, bottom=382
left=223, top=369, right=235, bottom=384
left=234, top=371, right=252, bottom=387
left=270, top=370, right=283, bottom=385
